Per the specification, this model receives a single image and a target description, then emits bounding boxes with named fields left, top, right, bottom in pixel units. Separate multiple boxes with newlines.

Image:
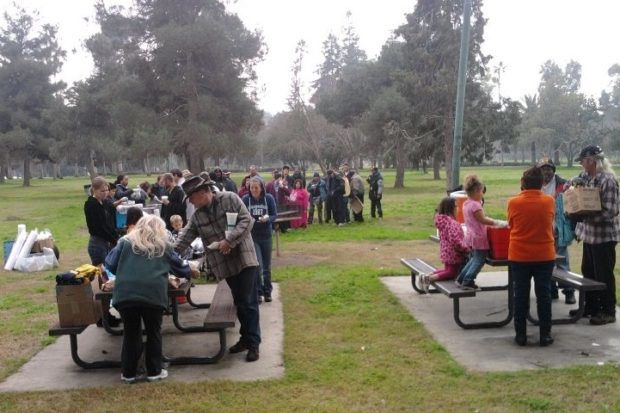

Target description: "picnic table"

left=96, top=280, right=211, bottom=335
left=49, top=280, right=237, bottom=369
left=404, top=254, right=598, bottom=329
left=273, top=213, right=301, bottom=257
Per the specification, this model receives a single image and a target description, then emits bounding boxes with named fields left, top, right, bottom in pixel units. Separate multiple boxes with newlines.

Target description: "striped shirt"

left=174, top=192, right=258, bottom=281
left=575, top=171, right=620, bottom=244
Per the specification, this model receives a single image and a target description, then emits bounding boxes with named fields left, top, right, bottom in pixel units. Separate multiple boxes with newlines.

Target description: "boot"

left=563, top=290, right=576, bottom=305
left=514, top=319, right=527, bottom=346
left=539, top=325, right=553, bottom=346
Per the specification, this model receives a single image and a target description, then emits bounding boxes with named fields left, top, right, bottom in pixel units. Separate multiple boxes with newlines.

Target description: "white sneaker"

left=422, top=274, right=431, bottom=293
left=147, top=369, right=168, bottom=382
left=121, top=375, right=136, bottom=384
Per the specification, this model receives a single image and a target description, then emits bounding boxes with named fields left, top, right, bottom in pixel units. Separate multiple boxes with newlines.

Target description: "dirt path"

left=272, top=240, right=441, bottom=271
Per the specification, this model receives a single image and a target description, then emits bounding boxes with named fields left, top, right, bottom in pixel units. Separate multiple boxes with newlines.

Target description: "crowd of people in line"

left=82, top=143, right=620, bottom=375
left=83, top=163, right=386, bottom=383
left=422, top=144, right=619, bottom=347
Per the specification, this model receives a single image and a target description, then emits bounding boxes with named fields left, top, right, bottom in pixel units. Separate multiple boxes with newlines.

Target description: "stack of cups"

left=225, top=212, right=238, bottom=238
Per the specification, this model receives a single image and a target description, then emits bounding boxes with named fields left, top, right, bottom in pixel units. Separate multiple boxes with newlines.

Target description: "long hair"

left=126, top=214, right=169, bottom=259
left=596, top=157, right=616, bottom=178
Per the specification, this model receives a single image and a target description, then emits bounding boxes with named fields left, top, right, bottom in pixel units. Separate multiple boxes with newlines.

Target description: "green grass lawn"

left=1, top=167, right=620, bottom=412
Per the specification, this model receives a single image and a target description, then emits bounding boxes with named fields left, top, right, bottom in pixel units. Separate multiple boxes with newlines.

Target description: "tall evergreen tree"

left=0, top=6, right=65, bottom=186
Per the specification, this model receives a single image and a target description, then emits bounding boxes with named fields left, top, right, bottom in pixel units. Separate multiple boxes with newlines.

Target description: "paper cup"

left=226, top=212, right=238, bottom=226
left=161, top=195, right=168, bottom=202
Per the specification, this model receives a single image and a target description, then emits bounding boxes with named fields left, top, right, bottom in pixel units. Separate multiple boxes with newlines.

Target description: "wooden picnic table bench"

left=49, top=280, right=237, bottom=369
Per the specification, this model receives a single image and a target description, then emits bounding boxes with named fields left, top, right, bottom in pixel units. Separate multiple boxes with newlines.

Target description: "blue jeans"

left=253, top=237, right=273, bottom=297
left=457, top=249, right=488, bottom=284
left=511, top=261, right=554, bottom=333
left=226, top=266, right=261, bottom=351
left=88, top=236, right=112, bottom=266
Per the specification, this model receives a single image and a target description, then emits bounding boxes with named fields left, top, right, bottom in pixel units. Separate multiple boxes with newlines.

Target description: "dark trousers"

left=511, top=261, right=554, bottom=335
left=87, top=236, right=112, bottom=266
left=370, top=197, right=382, bottom=218
left=324, top=198, right=333, bottom=223
left=582, top=242, right=617, bottom=315
left=118, top=306, right=164, bottom=378
left=332, top=194, right=346, bottom=224
left=253, top=238, right=273, bottom=297
left=308, top=201, right=323, bottom=224
left=226, top=266, right=261, bottom=350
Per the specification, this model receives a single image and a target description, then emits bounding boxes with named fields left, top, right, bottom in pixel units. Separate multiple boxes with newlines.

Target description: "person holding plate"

left=173, top=176, right=261, bottom=362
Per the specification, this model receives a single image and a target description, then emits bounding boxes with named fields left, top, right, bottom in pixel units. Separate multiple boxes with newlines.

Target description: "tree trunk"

left=432, top=152, right=441, bottom=180
left=394, top=137, right=405, bottom=188
left=52, top=162, right=62, bottom=180
left=23, top=155, right=31, bottom=187
left=530, top=141, right=536, bottom=164
left=87, top=149, right=98, bottom=180
left=0, top=163, right=6, bottom=183
left=143, top=156, right=150, bottom=176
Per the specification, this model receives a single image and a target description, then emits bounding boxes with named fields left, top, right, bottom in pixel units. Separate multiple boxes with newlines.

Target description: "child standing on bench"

left=421, top=197, right=469, bottom=292
left=456, top=175, right=507, bottom=290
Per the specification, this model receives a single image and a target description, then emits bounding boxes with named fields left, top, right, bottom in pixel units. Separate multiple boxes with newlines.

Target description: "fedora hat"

left=182, top=176, right=215, bottom=197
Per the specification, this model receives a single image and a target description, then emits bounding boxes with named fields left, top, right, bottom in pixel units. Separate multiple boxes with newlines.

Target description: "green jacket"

left=105, top=237, right=189, bottom=310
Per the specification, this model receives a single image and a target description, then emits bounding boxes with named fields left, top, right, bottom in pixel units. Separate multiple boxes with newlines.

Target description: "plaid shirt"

left=174, top=192, right=258, bottom=281
left=575, top=171, right=620, bottom=244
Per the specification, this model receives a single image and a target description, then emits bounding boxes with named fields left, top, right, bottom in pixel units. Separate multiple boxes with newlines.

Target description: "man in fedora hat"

left=174, top=176, right=261, bottom=361
left=570, top=145, right=619, bottom=325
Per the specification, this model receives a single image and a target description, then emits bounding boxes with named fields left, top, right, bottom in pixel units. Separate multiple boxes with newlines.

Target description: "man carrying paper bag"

left=569, top=145, right=620, bottom=325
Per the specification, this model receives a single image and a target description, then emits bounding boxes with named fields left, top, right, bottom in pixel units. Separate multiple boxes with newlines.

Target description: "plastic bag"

left=14, top=247, right=59, bottom=272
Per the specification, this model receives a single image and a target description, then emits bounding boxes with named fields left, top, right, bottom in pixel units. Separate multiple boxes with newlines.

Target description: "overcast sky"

left=2, top=0, right=619, bottom=114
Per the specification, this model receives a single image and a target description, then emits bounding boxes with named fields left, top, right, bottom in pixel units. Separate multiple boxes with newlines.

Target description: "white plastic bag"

left=14, top=247, right=59, bottom=272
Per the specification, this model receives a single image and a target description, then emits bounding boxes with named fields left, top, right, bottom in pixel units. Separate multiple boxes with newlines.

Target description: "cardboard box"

left=563, top=187, right=601, bottom=215
left=31, top=239, right=54, bottom=254
left=56, top=284, right=100, bottom=327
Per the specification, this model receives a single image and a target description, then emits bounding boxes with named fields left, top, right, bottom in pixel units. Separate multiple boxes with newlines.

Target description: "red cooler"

left=487, top=227, right=510, bottom=260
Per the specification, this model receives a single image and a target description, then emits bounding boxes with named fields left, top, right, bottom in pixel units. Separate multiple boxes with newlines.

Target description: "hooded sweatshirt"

left=242, top=182, right=277, bottom=240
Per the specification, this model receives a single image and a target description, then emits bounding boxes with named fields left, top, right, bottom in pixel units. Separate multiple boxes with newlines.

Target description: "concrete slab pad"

left=0, top=283, right=284, bottom=392
left=382, top=274, right=620, bottom=372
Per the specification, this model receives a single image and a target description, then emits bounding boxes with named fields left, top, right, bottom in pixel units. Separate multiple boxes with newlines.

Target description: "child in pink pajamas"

left=421, top=197, right=469, bottom=292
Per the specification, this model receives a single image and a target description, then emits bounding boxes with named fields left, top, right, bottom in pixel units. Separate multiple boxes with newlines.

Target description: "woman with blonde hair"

left=105, top=214, right=190, bottom=383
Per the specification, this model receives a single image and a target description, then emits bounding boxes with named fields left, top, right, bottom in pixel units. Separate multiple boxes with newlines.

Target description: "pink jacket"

left=435, top=214, right=469, bottom=265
